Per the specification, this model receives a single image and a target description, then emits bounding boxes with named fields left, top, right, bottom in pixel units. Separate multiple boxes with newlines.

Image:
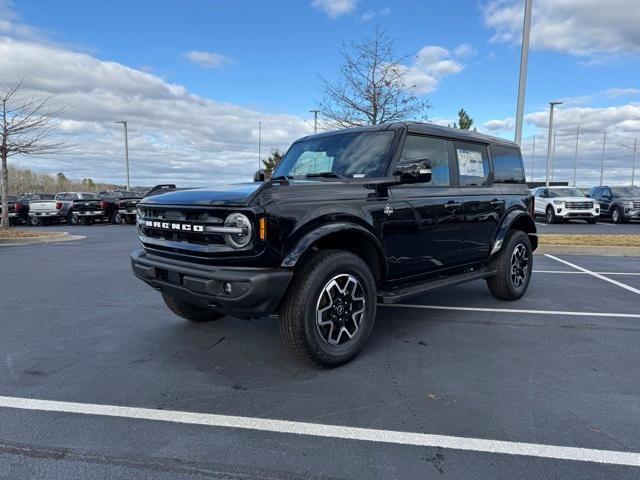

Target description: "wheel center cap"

left=336, top=305, right=345, bottom=315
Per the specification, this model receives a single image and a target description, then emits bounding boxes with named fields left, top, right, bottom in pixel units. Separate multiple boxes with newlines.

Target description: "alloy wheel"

left=316, top=274, right=366, bottom=346
left=510, top=244, right=529, bottom=288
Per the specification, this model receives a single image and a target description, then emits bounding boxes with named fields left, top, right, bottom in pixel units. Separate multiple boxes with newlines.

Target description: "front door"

left=384, top=134, right=464, bottom=280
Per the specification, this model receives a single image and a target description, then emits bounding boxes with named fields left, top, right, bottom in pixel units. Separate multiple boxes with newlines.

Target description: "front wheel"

left=546, top=207, right=557, bottom=224
left=486, top=230, right=533, bottom=301
left=162, top=294, right=225, bottom=323
left=611, top=207, right=623, bottom=224
left=279, top=250, right=377, bottom=368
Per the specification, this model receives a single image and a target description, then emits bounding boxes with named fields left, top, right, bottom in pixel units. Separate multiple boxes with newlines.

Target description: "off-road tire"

left=279, top=249, right=377, bottom=368
left=486, top=230, right=533, bottom=301
left=162, top=294, right=225, bottom=323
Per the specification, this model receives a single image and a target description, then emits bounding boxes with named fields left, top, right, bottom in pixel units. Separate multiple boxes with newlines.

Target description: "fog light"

left=223, top=282, right=233, bottom=295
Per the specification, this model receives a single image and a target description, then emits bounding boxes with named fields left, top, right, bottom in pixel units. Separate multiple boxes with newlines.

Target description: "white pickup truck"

left=531, top=186, right=600, bottom=224
left=28, top=192, right=106, bottom=226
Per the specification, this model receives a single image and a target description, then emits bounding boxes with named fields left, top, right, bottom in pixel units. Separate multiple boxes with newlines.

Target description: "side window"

left=491, top=145, right=525, bottom=183
left=592, top=188, right=602, bottom=198
left=399, top=135, right=450, bottom=186
left=455, top=142, right=491, bottom=187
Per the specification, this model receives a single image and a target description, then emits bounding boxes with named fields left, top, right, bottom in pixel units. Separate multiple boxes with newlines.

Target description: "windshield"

left=611, top=187, right=640, bottom=197
left=548, top=188, right=585, bottom=198
left=273, top=131, right=395, bottom=179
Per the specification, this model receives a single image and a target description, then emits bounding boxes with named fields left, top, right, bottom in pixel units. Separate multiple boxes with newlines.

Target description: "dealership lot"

left=1, top=225, right=639, bottom=479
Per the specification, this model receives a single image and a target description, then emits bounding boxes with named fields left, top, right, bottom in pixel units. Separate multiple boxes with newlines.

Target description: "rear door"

left=385, top=134, right=465, bottom=279
left=454, top=141, right=505, bottom=262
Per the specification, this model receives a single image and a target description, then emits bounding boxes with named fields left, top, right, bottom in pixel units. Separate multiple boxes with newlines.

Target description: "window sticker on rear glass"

left=457, top=149, right=485, bottom=177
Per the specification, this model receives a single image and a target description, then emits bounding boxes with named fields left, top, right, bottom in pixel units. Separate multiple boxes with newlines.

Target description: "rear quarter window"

left=491, top=145, right=525, bottom=184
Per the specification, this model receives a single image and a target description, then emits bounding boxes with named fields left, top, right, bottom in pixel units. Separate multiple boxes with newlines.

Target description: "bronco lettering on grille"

left=144, top=220, right=204, bottom=232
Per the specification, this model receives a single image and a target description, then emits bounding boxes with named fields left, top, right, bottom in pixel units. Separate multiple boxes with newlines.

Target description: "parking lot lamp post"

left=573, top=125, right=580, bottom=187
left=531, top=134, right=536, bottom=181
left=600, top=131, right=607, bottom=185
left=258, top=121, right=262, bottom=173
left=545, top=101, right=562, bottom=187
left=309, top=110, right=319, bottom=134
left=514, top=0, right=533, bottom=145
left=115, top=121, right=130, bottom=190
left=632, top=138, right=637, bottom=186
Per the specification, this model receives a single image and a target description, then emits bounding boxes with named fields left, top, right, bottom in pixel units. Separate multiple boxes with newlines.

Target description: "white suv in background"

left=532, top=186, right=600, bottom=224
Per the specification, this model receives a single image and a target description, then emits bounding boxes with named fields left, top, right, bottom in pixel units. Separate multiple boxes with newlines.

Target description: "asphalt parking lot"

left=534, top=218, right=640, bottom=235
left=1, top=225, right=640, bottom=479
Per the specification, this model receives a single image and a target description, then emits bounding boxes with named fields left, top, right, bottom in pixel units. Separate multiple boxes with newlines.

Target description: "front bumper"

left=623, top=208, right=640, bottom=219
left=30, top=211, right=63, bottom=218
left=131, top=249, right=293, bottom=319
left=554, top=207, right=599, bottom=219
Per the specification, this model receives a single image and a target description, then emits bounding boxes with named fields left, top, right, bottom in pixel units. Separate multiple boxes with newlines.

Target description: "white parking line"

left=533, top=270, right=640, bottom=276
left=0, top=395, right=638, bottom=467
left=545, top=254, right=640, bottom=296
left=380, top=304, right=640, bottom=319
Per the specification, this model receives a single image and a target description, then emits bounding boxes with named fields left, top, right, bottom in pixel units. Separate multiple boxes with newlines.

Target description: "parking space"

left=534, top=219, right=640, bottom=235
left=1, top=226, right=640, bottom=479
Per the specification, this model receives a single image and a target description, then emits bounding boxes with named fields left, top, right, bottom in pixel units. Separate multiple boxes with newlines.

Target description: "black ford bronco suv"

left=131, top=122, right=537, bottom=367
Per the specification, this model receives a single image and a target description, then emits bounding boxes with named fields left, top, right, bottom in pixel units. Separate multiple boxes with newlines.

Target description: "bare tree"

left=318, top=25, right=430, bottom=129
left=1, top=79, right=66, bottom=228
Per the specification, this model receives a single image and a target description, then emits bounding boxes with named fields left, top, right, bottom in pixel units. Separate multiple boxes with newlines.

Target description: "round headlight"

left=224, top=213, right=252, bottom=249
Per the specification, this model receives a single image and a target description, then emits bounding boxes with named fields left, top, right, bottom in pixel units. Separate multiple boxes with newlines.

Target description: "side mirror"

left=395, top=160, right=432, bottom=183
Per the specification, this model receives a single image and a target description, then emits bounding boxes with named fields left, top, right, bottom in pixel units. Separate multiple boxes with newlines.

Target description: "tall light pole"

left=115, top=121, right=129, bottom=190
left=551, top=130, right=557, bottom=181
left=309, top=109, right=320, bottom=134
left=600, top=131, right=607, bottom=185
left=573, top=125, right=580, bottom=186
left=545, top=101, right=562, bottom=186
left=258, top=121, right=262, bottom=173
left=620, top=138, right=638, bottom=186
left=514, top=0, right=533, bottom=145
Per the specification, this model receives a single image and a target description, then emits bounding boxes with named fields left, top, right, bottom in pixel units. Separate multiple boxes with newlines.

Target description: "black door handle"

left=489, top=199, right=504, bottom=205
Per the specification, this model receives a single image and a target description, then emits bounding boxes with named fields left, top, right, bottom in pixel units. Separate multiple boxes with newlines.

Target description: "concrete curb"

left=0, top=232, right=85, bottom=246
left=536, top=245, right=640, bottom=256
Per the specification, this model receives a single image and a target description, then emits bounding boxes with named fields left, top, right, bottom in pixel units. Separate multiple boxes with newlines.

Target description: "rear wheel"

left=162, top=294, right=225, bottom=323
left=28, top=216, right=40, bottom=226
left=486, top=230, right=533, bottom=301
left=111, top=211, right=123, bottom=224
left=279, top=250, right=377, bottom=368
left=67, top=213, right=80, bottom=225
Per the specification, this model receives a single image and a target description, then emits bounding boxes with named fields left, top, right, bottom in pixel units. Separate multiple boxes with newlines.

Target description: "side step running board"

left=379, top=267, right=496, bottom=304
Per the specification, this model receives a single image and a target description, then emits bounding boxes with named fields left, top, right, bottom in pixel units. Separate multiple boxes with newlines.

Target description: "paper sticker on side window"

left=457, top=149, right=485, bottom=177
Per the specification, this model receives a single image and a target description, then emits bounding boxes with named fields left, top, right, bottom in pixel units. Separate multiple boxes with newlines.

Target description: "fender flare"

left=490, top=209, right=538, bottom=255
left=281, top=221, right=388, bottom=277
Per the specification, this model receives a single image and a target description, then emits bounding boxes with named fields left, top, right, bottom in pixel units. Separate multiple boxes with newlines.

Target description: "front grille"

left=565, top=201, right=594, bottom=210
left=137, top=206, right=254, bottom=257
left=633, top=201, right=640, bottom=209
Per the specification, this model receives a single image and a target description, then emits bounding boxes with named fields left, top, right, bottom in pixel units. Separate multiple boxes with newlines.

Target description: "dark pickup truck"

left=0, top=196, right=30, bottom=225
left=99, top=190, right=143, bottom=224
left=131, top=122, right=537, bottom=367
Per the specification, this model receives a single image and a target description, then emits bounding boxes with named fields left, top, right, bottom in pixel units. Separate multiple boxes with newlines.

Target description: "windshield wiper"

left=305, top=172, right=344, bottom=179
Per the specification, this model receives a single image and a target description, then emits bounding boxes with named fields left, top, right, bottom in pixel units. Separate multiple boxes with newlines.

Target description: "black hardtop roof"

left=297, top=121, right=519, bottom=148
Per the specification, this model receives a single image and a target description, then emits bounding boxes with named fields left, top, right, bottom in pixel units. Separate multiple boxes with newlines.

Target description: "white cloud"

left=518, top=103, right=640, bottom=185
left=453, top=44, right=477, bottom=58
left=311, top=0, right=357, bottom=18
left=0, top=37, right=311, bottom=186
left=183, top=50, right=231, bottom=69
left=483, top=0, right=640, bottom=58
left=482, top=117, right=515, bottom=132
left=360, top=7, right=390, bottom=22
left=605, top=88, right=640, bottom=99
left=402, top=46, right=465, bottom=94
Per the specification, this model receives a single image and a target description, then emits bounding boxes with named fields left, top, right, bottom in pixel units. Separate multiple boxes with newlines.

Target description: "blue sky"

left=2, top=0, right=640, bottom=185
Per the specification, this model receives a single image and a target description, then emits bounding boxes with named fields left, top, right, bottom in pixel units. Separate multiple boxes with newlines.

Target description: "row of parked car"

left=532, top=185, right=640, bottom=224
left=2, top=190, right=144, bottom=226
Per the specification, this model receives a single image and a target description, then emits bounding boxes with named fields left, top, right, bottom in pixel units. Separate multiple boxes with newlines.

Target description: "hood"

left=615, top=196, right=640, bottom=202
left=141, top=183, right=265, bottom=206
left=550, top=196, right=594, bottom=202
